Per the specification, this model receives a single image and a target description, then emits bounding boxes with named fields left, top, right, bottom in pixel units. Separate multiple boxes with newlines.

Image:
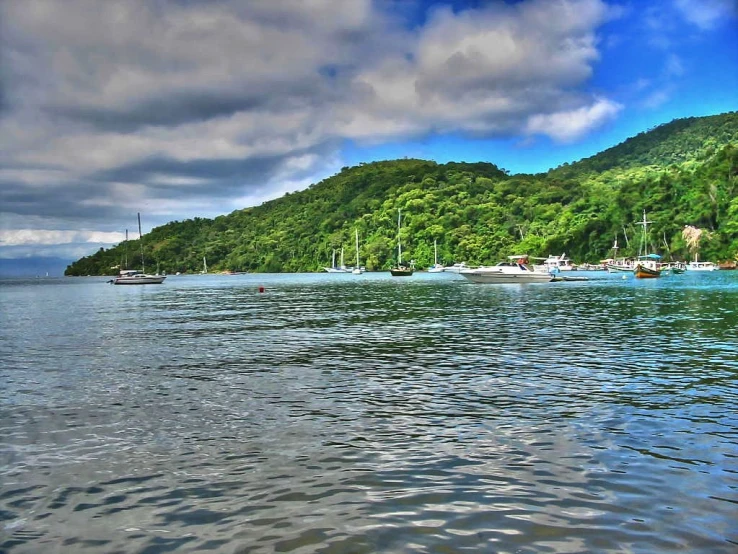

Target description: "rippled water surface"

left=1, top=271, right=737, bottom=553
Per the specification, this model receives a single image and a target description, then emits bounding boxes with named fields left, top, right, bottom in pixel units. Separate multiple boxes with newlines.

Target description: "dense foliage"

left=66, top=112, right=738, bottom=275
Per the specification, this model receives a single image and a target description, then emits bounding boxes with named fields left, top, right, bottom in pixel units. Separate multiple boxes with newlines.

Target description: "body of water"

left=1, top=271, right=737, bottom=553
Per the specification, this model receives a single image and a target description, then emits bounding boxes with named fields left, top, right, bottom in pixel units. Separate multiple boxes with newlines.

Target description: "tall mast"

left=124, top=229, right=128, bottom=269
left=138, top=212, right=145, bottom=272
left=635, top=209, right=652, bottom=257
left=397, top=209, right=402, bottom=265
left=355, top=229, right=360, bottom=267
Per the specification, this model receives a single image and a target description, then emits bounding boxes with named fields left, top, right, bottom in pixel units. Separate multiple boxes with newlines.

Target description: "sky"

left=1, top=0, right=736, bottom=273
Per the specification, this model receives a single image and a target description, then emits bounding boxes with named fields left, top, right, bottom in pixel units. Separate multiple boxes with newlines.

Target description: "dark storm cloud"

left=92, top=154, right=289, bottom=198
left=48, top=75, right=342, bottom=132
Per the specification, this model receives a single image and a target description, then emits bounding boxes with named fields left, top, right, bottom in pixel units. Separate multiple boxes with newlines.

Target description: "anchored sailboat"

left=352, top=229, right=363, bottom=274
left=112, top=213, right=166, bottom=284
left=390, top=209, right=413, bottom=277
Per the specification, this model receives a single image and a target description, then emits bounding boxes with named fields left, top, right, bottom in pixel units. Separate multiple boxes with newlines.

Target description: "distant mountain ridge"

left=66, top=111, right=738, bottom=275
left=552, top=112, right=738, bottom=175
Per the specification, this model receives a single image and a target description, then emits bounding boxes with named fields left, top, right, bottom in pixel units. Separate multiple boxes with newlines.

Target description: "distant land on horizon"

left=0, top=257, right=74, bottom=278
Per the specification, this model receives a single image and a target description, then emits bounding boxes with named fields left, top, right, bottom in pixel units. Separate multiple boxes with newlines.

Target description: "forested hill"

left=551, top=112, right=738, bottom=176
left=66, top=111, right=738, bottom=275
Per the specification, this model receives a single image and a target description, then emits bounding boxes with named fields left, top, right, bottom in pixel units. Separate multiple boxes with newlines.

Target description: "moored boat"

left=532, top=253, right=574, bottom=273
left=443, top=262, right=468, bottom=273
left=113, top=269, right=166, bottom=285
left=390, top=209, right=414, bottom=277
left=687, top=260, right=718, bottom=271
left=634, top=263, right=661, bottom=278
left=459, top=256, right=554, bottom=284
left=111, top=213, right=165, bottom=285
left=633, top=211, right=662, bottom=278
left=427, top=240, right=444, bottom=272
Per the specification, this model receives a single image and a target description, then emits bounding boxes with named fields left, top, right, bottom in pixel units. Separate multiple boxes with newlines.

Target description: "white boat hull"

left=687, top=262, right=718, bottom=271
left=460, top=267, right=554, bottom=284
left=113, top=275, right=166, bottom=284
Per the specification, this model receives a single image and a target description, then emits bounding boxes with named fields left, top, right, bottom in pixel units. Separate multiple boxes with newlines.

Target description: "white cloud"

left=525, top=98, right=623, bottom=142
left=0, top=229, right=125, bottom=247
left=0, top=0, right=622, bottom=259
left=673, top=0, right=737, bottom=29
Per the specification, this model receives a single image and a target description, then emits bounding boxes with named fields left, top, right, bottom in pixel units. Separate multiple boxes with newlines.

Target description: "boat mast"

left=434, top=238, right=438, bottom=266
left=138, top=213, right=145, bottom=272
left=635, top=210, right=652, bottom=257
left=397, top=209, right=402, bottom=265
left=124, top=229, right=128, bottom=269
left=355, top=229, right=360, bottom=267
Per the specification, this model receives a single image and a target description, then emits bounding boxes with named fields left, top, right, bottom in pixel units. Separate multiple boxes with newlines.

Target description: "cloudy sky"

left=1, top=0, right=736, bottom=268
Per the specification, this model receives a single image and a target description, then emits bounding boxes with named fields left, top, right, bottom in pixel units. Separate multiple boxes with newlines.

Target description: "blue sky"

left=0, top=0, right=736, bottom=272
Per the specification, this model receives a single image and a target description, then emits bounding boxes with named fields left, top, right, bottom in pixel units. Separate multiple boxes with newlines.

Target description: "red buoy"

left=258, top=286, right=265, bottom=293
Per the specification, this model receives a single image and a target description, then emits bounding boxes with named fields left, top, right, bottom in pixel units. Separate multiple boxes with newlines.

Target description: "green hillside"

left=66, top=112, right=738, bottom=275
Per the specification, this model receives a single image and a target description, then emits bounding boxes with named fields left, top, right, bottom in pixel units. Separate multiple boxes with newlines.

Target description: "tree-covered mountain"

left=66, top=112, right=738, bottom=275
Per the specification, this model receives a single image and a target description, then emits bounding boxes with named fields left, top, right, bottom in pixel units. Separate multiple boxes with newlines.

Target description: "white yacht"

left=459, top=257, right=554, bottom=284
left=112, top=269, right=166, bottom=285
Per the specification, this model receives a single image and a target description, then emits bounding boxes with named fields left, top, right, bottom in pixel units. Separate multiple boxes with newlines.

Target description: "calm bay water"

left=1, top=271, right=737, bottom=553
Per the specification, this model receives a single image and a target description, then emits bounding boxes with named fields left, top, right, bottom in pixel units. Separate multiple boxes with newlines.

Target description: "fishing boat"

left=112, top=213, right=166, bottom=285
left=634, top=260, right=661, bottom=278
left=633, top=211, right=662, bottom=278
left=390, top=209, right=413, bottom=276
left=459, top=256, right=554, bottom=284
left=665, top=262, right=686, bottom=274
left=687, top=260, right=718, bottom=271
left=603, top=237, right=635, bottom=272
left=428, top=239, right=444, bottom=272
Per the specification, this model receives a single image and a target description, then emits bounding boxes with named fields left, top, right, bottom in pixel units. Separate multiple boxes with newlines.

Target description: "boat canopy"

left=639, top=254, right=662, bottom=259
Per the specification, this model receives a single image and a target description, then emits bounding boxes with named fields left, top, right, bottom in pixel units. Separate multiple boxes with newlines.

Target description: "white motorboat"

left=443, top=262, right=468, bottom=273
left=113, top=269, right=166, bottom=285
left=459, top=257, right=554, bottom=284
left=532, top=253, right=574, bottom=273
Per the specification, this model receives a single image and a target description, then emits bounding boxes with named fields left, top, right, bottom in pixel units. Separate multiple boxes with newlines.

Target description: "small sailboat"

left=428, top=239, right=444, bottom=272
left=112, top=213, right=166, bottom=284
left=390, top=209, right=414, bottom=276
left=324, top=247, right=349, bottom=272
left=352, top=229, right=363, bottom=274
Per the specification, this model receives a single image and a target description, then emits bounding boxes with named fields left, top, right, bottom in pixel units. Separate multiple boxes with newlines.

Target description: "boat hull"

left=113, top=275, right=166, bottom=284
left=460, top=269, right=553, bottom=284
left=606, top=264, right=634, bottom=273
left=634, top=264, right=661, bottom=278
left=390, top=268, right=414, bottom=277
